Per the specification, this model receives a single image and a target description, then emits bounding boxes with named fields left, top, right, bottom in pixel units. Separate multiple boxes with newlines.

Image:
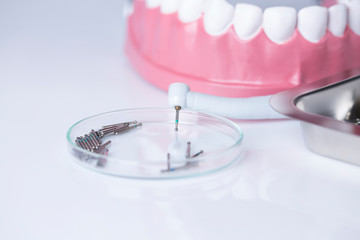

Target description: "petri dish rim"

left=66, top=107, right=244, bottom=179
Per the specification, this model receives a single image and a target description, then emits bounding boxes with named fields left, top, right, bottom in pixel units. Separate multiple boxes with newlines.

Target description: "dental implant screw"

left=175, top=105, right=181, bottom=131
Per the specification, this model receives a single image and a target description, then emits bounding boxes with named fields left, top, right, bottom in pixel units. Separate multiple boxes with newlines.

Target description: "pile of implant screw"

left=75, top=121, right=142, bottom=166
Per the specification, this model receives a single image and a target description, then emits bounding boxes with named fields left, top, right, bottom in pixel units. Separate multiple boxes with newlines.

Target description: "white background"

left=1, top=0, right=360, bottom=239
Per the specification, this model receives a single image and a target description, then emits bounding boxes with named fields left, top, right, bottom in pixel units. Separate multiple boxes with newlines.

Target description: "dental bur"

left=191, top=150, right=204, bottom=158
left=186, top=142, right=191, bottom=158
left=174, top=106, right=181, bottom=131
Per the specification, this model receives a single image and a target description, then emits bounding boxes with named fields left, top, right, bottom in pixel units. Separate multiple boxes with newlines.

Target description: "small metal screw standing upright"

left=186, top=142, right=191, bottom=158
left=167, top=153, right=171, bottom=170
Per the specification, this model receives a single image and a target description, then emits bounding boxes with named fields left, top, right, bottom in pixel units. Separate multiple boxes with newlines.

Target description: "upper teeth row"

left=144, top=0, right=360, bottom=44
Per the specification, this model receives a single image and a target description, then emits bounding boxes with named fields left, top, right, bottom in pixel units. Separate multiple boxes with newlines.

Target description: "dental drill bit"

left=186, top=142, right=191, bottom=158
left=191, top=150, right=204, bottom=158
left=114, top=122, right=142, bottom=134
left=102, top=121, right=137, bottom=131
left=161, top=153, right=173, bottom=173
left=174, top=106, right=181, bottom=131
left=167, top=153, right=171, bottom=171
left=94, top=140, right=111, bottom=154
left=100, top=121, right=138, bottom=136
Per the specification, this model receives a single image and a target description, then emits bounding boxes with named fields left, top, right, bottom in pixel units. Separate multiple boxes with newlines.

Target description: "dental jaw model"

left=125, top=0, right=360, bottom=99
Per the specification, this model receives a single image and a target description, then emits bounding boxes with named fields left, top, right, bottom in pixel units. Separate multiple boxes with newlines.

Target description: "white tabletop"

left=1, top=1, right=360, bottom=239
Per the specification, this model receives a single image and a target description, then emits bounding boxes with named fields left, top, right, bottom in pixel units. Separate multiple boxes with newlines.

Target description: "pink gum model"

left=126, top=0, right=360, bottom=97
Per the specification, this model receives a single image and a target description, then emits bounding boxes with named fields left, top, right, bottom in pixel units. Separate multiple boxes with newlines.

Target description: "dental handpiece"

left=168, top=83, right=286, bottom=119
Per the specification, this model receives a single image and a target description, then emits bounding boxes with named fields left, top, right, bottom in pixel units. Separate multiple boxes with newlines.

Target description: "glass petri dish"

left=67, top=108, right=244, bottom=179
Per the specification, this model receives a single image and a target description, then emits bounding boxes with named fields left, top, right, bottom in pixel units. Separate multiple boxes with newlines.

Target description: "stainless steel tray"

left=270, top=69, right=360, bottom=165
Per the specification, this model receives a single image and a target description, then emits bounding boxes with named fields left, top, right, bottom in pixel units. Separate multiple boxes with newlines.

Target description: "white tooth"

left=178, top=0, right=205, bottom=23
left=233, top=4, right=262, bottom=40
left=298, top=6, right=328, bottom=43
left=263, top=7, right=297, bottom=44
left=328, top=4, right=347, bottom=37
left=145, top=0, right=162, bottom=9
left=203, top=0, right=234, bottom=36
left=161, top=0, right=181, bottom=14
left=348, top=2, right=360, bottom=35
